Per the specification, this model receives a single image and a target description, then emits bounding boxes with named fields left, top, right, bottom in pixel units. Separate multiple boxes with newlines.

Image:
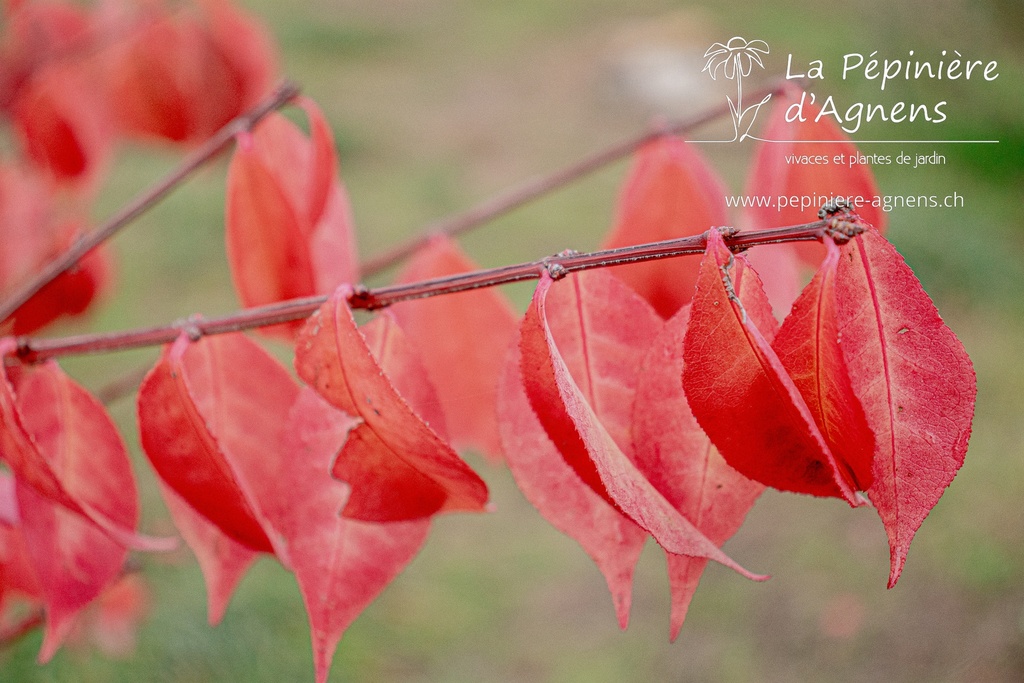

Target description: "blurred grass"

left=4, top=0, right=1024, bottom=681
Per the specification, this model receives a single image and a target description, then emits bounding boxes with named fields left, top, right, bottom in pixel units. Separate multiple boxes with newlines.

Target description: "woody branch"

left=12, top=214, right=866, bottom=363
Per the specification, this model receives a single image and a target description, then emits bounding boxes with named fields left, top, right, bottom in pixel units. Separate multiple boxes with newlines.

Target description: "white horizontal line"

left=689, top=138, right=1000, bottom=144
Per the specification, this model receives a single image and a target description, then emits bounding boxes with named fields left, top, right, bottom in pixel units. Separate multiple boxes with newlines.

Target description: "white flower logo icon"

left=703, top=37, right=772, bottom=141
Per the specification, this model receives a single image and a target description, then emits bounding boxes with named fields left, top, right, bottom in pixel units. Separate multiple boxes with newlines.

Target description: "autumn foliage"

left=0, top=2, right=976, bottom=681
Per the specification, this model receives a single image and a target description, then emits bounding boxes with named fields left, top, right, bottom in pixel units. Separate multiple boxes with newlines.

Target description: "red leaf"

left=681, top=229, right=860, bottom=503
left=498, top=323, right=646, bottom=628
left=0, top=529, right=41, bottom=608
left=519, top=270, right=763, bottom=579
left=744, top=85, right=886, bottom=264
left=12, top=62, right=112, bottom=185
left=0, top=350, right=72, bottom=511
left=0, top=1, right=91, bottom=111
left=835, top=228, right=975, bottom=586
left=106, top=0, right=276, bottom=144
left=11, top=363, right=139, bottom=661
left=140, top=329, right=431, bottom=674
left=0, top=471, right=16, bottom=527
left=392, top=235, right=519, bottom=462
left=295, top=285, right=489, bottom=522
left=772, top=240, right=875, bottom=491
left=104, top=13, right=197, bottom=142
left=137, top=334, right=290, bottom=554
left=602, top=136, right=728, bottom=318
left=225, top=103, right=357, bottom=340
left=152, top=331, right=434, bottom=681
left=6, top=243, right=112, bottom=336
left=273, top=388, right=430, bottom=683
left=226, top=131, right=314, bottom=312
left=742, top=242, right=803, bottom=321
left=298, top=96, right=338, bottom=231
left=157, top=483, right=256, bottom=625
left=66, top=573, right=149, bottom=659
left=0, top=341, right=169, bottom=554
left=201, top=0, right=277, bottom=131
left=0, top=168, right=112, bottom=335
left=632, top=306, right=764, bottom=639
left=0, top=473, right=41, bottom=602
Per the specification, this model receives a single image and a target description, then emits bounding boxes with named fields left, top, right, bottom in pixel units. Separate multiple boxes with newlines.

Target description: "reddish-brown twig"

left=79, top=80, right=786, bottom=403
left=0, top=80, right=301, bottom=325
left=360, top=81, right=786, bottom=275
left=13, top=217, right=864, bottom=363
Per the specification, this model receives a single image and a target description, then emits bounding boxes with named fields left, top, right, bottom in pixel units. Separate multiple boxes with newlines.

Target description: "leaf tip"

left=887, top=556, right=906, bottom=589
left=37, top=610, right=74, bottom=663
left=668, top=613, right=685, bottom=643
left=885, top=531, right=913, bottom=588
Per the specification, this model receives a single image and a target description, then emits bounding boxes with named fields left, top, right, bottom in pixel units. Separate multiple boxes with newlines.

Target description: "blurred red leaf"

left=226, top=100, right=357, bottom=340
left=0, top=342, right=167, bottom=555
left=10, top=363, right=140, bottom=660
left=105, top=0, right=276, bottom=144
left=0, top=0, right=91, bottom=111
left=0, top=471, right=16, bottom=527
left=295, top=285, right=489, bottom=521
left=681, top=229, right=860, bottom=503
left=392, top=235, right=519, bottom=462
left=158, top=482, right=257, bottom=625
left=519, top=270, right=762, bottom=579
left=5, top=243, right=112, bottom=336
left=0, top=348, right=83, bottom=526
left=741, top=241, right=803, bottom=321
left=744, top=85, right=886, bottom=264
left=66, top=573, right=149, bottom=659
left=200, top=0, right=277, bottom=132
left=602, top=136, right=728, bottom=318
left=0, top=168, right=112, bottom=335
left=632, top=305, right=764, bottom=639
left=0, top=473, right=41, bottom=603
left=12, top=61, right=112, bottom=185
left=835, top=228, right=975, bottom=586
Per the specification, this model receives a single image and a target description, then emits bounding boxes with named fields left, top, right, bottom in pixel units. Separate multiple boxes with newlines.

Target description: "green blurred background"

left=4, top=0, right=1024, bottom=680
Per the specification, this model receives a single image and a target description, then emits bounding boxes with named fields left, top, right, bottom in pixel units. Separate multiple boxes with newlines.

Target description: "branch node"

left=539, top=258, right=568, bottom=280
left=540, top=250, right=577, bottom=280
left=16, top=219, right=841, bottom=361
left=14, top=337, right=33, bottom=361
left=826, top=218, right=866, bottom=245
left=818, top=198, right=851, bottom=219
left=0, top=79, right=301, bottom=325
left=817, top=199, right=867, bottom=245
left=177, top=315, right=204, bottom=342
left=716, top=226, right=749, bottom=253
left=546, top=263, right=569, bottom=280
left=349, top=284, right=383, bottom=310
left=239, top=80, right=300, bottom=133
